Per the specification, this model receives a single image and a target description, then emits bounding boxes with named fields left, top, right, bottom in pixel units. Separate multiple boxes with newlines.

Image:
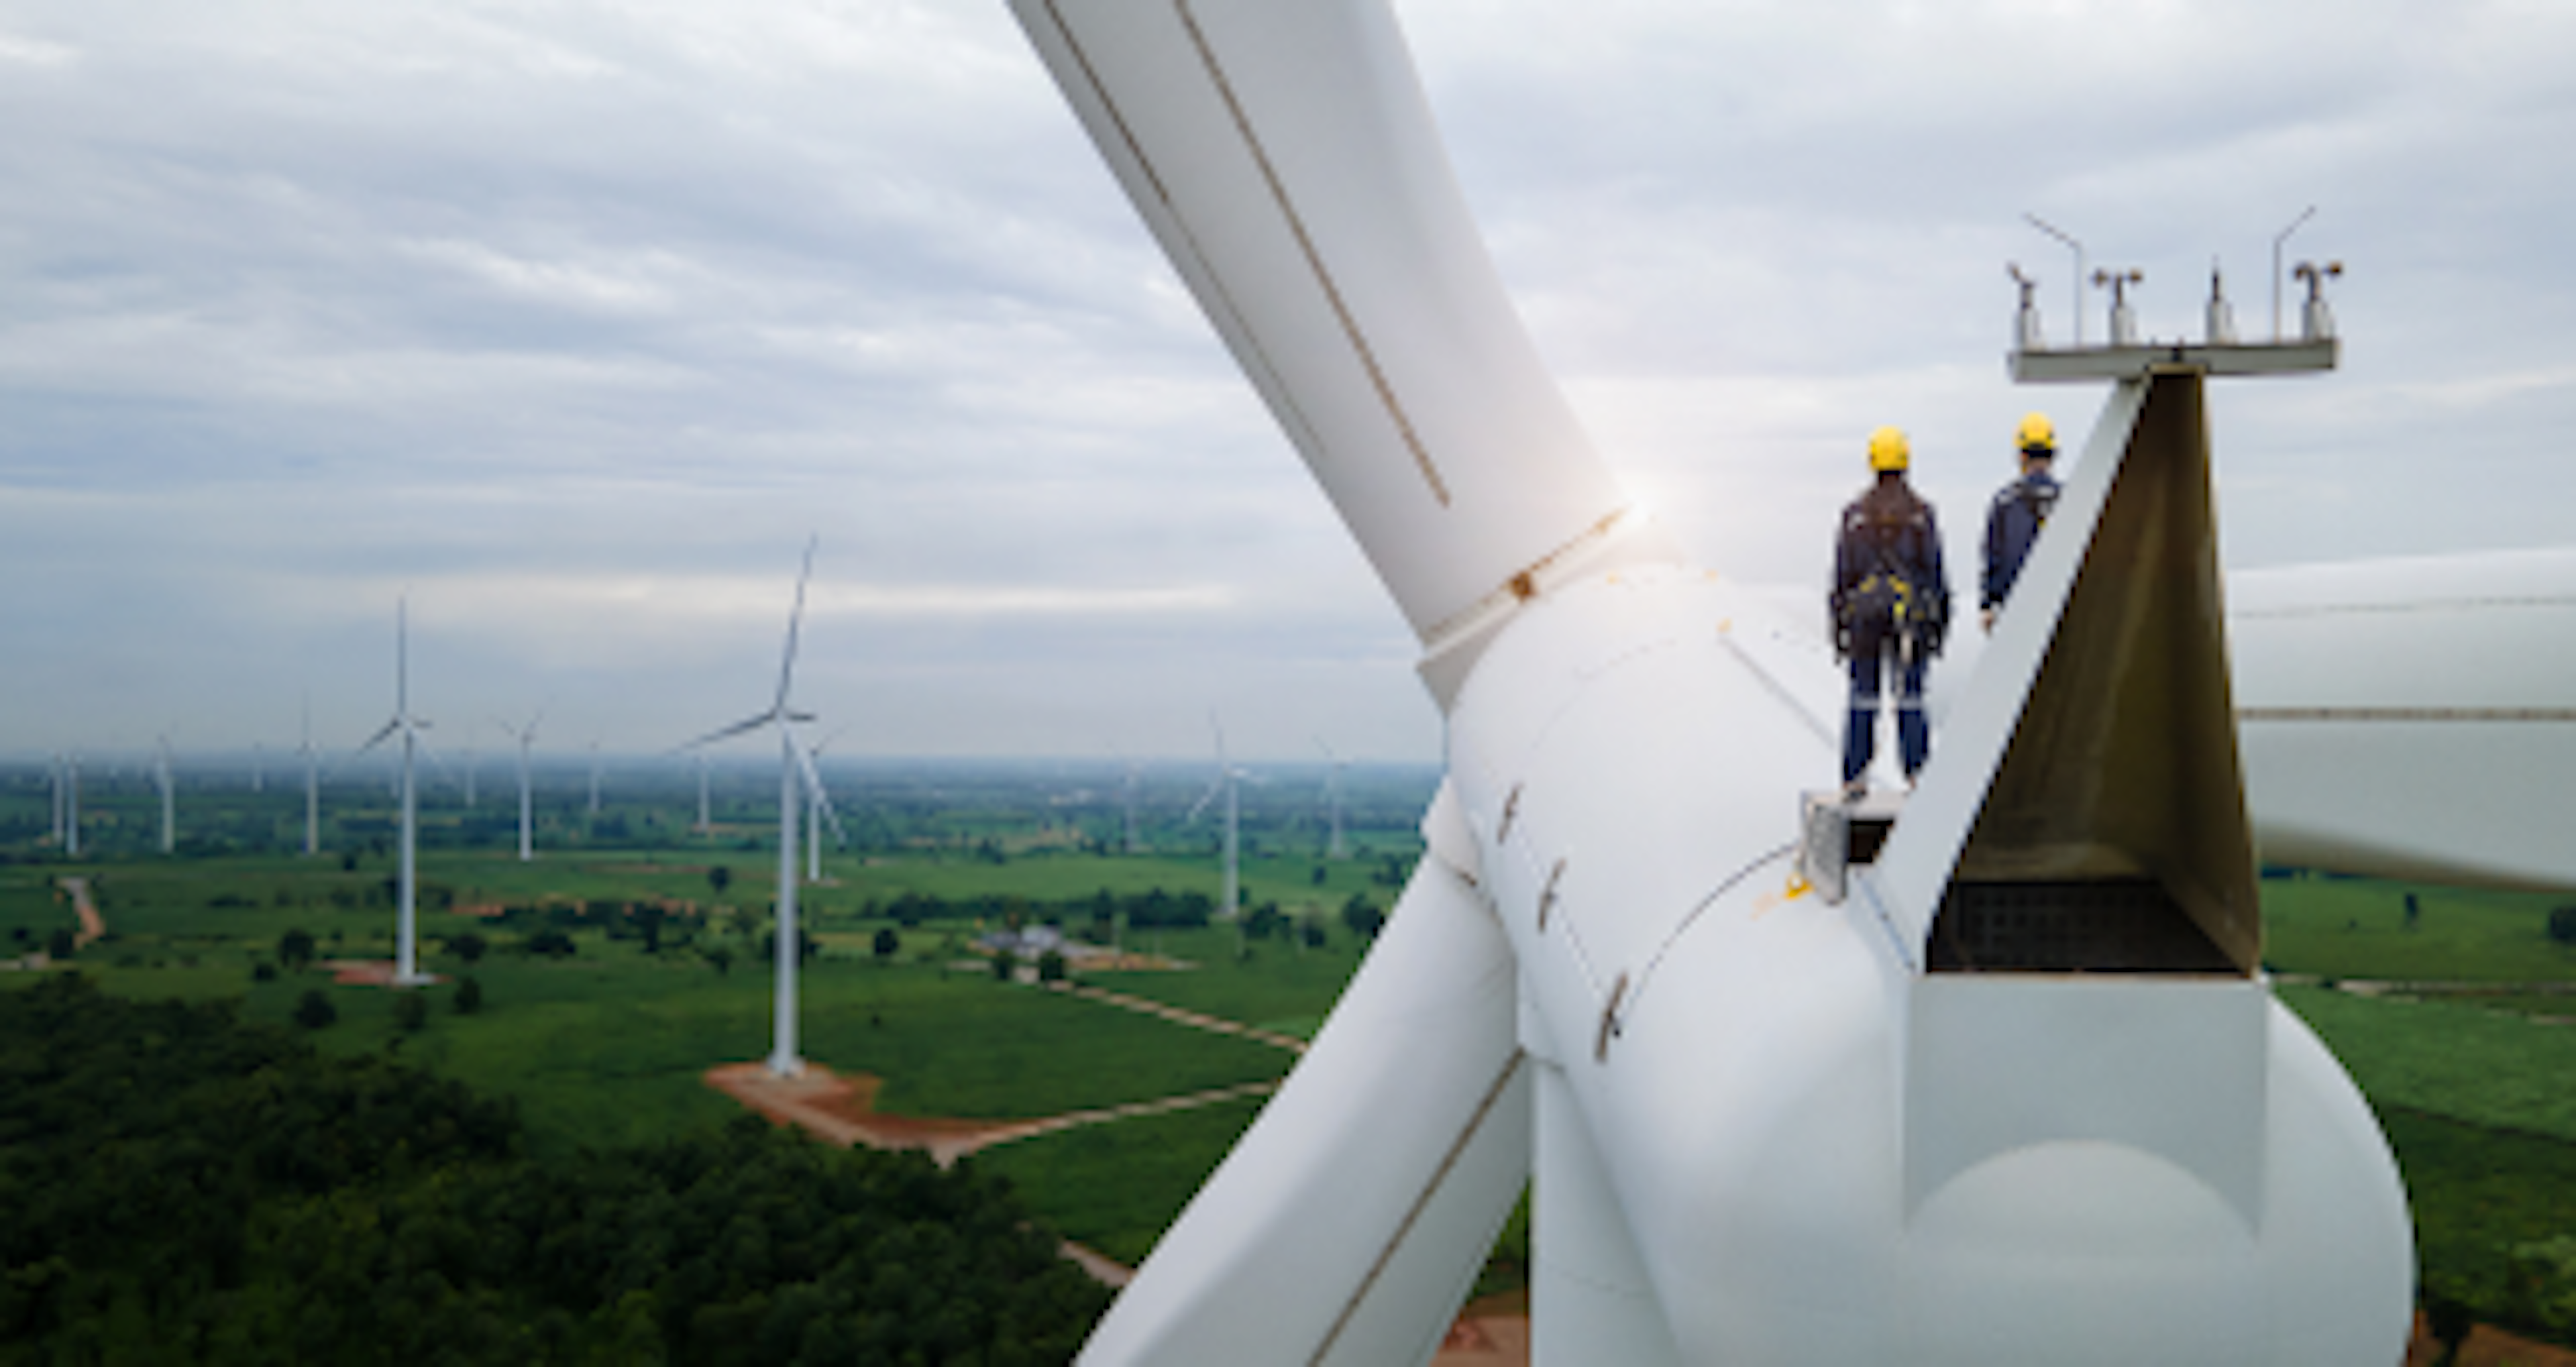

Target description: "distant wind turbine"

left=48, top=753, right=65, bottom=847
left=154, top=734, right=176, bottom=855
left=1187, top=715, right=1256, bottom=926
left=64, top=753, right=79, bottom=858
left=496, top=708, right=543, bottom=862
left=356, top=599, right=435, bottom=987
left=587, top=741, right=602, bottom=817
left=1315, top=736, right=1349, bottom=861
left=300, top=696, right=319, bottom=857
left=804, top=727, right=853, bottom=884
left=694, top=753, right=712, bottom=834
left=682, top=538, right=837, bottom=1079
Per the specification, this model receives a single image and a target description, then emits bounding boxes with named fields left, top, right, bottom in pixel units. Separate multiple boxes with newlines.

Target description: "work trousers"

left=1843, top=620, right=1929, bottom=785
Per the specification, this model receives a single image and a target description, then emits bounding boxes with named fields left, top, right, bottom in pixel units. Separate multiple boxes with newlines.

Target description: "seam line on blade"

left=1716, top=630, right=1835, bottom=747
left=1309, top=1049, right=1526, bottom=1366
left=2236, top=706, right=2576, bottom=723
left=1175, top=0, right=1452, bottom=508
left=1039, top=0, right=1332, bottom=465
left=1421, top=506, right=1638, bottom=651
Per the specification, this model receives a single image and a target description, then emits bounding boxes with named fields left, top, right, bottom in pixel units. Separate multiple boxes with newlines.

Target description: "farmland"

left=4, top=759, right=2575, bottom=1343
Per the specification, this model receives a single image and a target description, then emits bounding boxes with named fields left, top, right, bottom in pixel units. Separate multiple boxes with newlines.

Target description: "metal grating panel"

left=1928, top=879, right=2236, bottom=974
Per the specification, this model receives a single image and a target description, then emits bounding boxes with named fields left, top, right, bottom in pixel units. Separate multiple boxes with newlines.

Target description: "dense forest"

left=0, top=975, right=1109, bottom=1364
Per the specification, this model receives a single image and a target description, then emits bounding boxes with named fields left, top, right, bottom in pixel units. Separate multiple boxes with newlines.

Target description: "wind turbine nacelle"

left=1434, top=563, right=2408, bottom=1362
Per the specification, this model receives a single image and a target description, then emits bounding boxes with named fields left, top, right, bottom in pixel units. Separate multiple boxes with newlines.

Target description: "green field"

left=2263, top=876, right=2576, bottom=1335
left=0, top=828, right=1387, bottom=1276
left=10, top=779, right=2576, bottom=1343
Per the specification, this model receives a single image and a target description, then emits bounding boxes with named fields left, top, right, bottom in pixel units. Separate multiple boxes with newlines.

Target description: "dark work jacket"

left=1832, top=476, right=1949, bottom=651
left=1980, top=469, right=2060, bottom=610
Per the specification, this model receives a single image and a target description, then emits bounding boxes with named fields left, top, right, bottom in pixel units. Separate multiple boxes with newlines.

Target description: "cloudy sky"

left=3, top=0, right=2570, bottom=767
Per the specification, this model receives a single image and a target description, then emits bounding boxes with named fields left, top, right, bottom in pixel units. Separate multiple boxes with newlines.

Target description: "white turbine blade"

left=790, top=734, right=849, bottom=849
left=773, top=536, right=818, bottom=714
left=356, top=716, right=402, bottom=755
left=395, top=596, right=408, bottom=716
left=678, top=710, right=777, bottom=754
left=1012, top=0, right=1679, bottom=700
left=1077, top=848, right=1527, bottom=1364
left=1184, top=778, right=1221, bottom=824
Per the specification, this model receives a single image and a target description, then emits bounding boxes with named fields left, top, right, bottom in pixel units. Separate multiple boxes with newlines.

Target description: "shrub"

left=453, top=975, right=483, bottom=1016
left=2548, top=906, right=2576, bottom=947
left=1036, top=950, right=1067, bottom=983
left=989, top=949, right=1015, bottom=982
left=293, top=989, right=337, bottom=1031
left=252, top=962, right=278, bottom=983
left=392, top=991, right=429, bottom=1034
left=2508, top=1236, right=2576, bottom=1337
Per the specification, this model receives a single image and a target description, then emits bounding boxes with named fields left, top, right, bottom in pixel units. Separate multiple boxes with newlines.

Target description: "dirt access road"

left=56, top=877, right=103, bottom=948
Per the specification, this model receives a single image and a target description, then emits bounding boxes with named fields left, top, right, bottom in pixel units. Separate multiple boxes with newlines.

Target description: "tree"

left=392, top=990, right=429, bottom=1034
left=46, top=926, right=75, bottom=961
left=704, top=946, right=733, bottom=977
left=1037, top=950, right=1067, bottom=983
left=278, top=928, right=317, bottom=971
left=2425, top=1293, right=2474, bottom=1367
left=633, top=904, right=669, bottom=954
left=293, top=989, right=337, bottom=1031
left=872, top=927, right=900, bottom=964
left=527, top=928, right=577, bottom=959
left=1245, top=902, right=1284, bottom=942
left=706, top=865, right=733, bottom=898
left=1340, top=893, right=1386, bottom=941
left=2550, top=905, right=2576, bottom=947
left=989, top=948, right=1016, bottom=982
left=453, top=975, right=483, bottom=1014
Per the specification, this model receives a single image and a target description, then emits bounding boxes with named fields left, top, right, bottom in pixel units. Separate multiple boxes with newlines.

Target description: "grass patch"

left=975, top=1097, right=1268, bottom=1267
left=2264, top=875, right=2576, bottom=983
left=1086, top=926, right=1373, bottom=1035
left=2383, top=1106, right=2576, bottom=1335
left=2281, top=984, right=2576, bottom=1141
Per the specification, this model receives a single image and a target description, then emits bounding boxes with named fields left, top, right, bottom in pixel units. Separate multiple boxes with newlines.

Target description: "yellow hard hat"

left=2017, top=411, right=2057, bottom=459
left=1868, top=426, right=1911, bottom=472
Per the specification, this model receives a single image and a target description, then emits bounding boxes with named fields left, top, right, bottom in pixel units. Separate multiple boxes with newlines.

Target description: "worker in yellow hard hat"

left=1979, top=412, right=2061, bottom=633
left=1830, top=425, right=1950, bottom=798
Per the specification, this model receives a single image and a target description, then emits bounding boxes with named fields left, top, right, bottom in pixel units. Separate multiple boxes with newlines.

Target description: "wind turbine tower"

left=497, top=710, right=543, bottom=862
left=300, top=698, right=319, bottom=858
left=358, top=600, right=435, bottom=987
left=804, top=727, right=851, bottom=884
left=695, top=753, right=712, bottom=834
left=1316, top=736, right=1349, bottom=860
left=155, top=735, right=175, bottom=855
left=65, top=755, right=79, bottom=858
left=1188, top=717, right=1250, bottom=923
left=50, top=753, right=64, bottom=846
left=1124, top=756, right=1143, bottom=853
left=684, top=539, right=838, bottom=1079
left=587, top=741, right=602, bottom=817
